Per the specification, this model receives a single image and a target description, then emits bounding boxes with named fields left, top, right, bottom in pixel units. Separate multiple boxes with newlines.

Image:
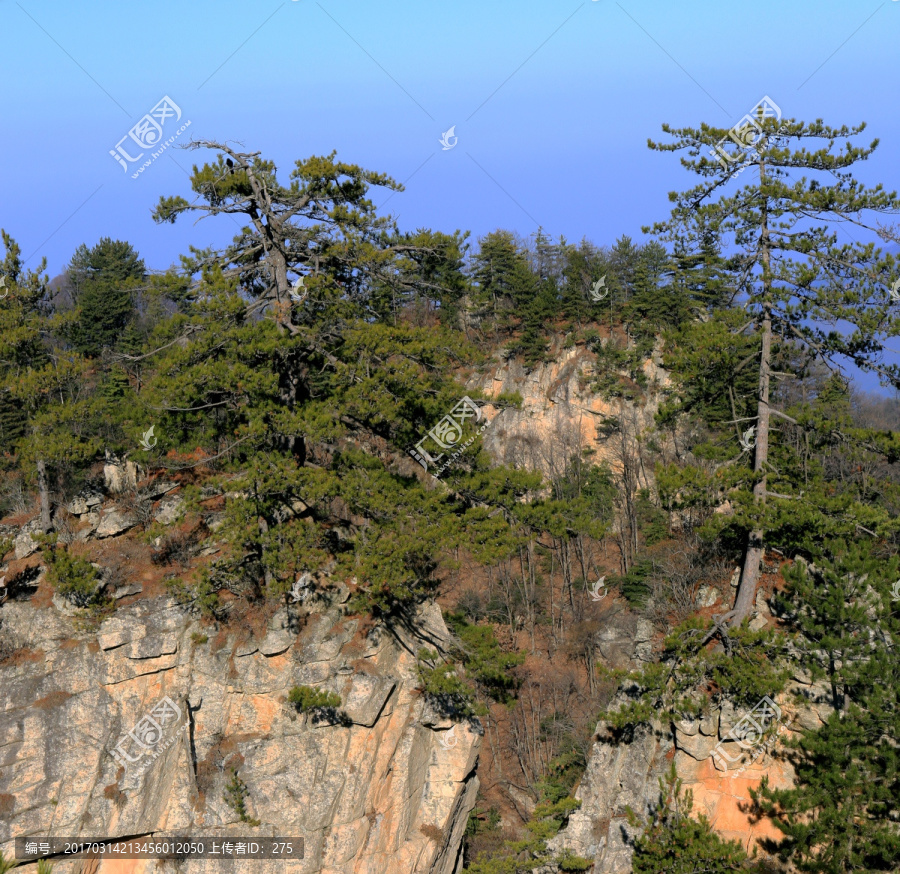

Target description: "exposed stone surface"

left=473, top=342, right=667, bottom=481
left=103, top=457, right=141, bottom=494
left=154, top=496, right=184, bottom=525
left=112, top=582, right=143, bottom=600
left=548, top=724, right=669, bottom=873
left=632, top=619, right=655, bottom=663
left=554, top=678, right=820, bottom=871
left=51, top=592, right=84, bottom=616
left=674, top=744, right=794, bottom=852
left=0, top=591, right=480, bottom=873
left=793, top=680, right=836, bottom=729
left=74, top=512, right=101, bottom=541
left=96, top=508, right=137, bottom=539
left=145, top=481, right=179, bottom=499
left=67, top=497, right=89, bottom=515
left=259, top=608, right=296, bottom=656
left=699, top=709, right=719, bottom=737
left=594, top=612, right=641, bottom=669
left=675, top=726, right=722, bottom=760
left=67, top=494, right=102, bottom=516
left=14, top=519, right=43, bottom=559
left=696, top=585, right=719, bottom=608
left=748, top=613, right=768, bottom=631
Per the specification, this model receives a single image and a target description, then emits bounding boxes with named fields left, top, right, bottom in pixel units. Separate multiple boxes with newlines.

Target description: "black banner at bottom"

left=15, top=837, right=305, bottom=859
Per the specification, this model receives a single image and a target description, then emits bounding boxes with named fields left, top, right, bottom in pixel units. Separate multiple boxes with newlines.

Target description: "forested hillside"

left=1, top=117, right=899, bottom=873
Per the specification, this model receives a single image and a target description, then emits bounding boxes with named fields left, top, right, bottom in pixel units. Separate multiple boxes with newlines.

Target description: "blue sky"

left=2, top=1, right=899, bottom=308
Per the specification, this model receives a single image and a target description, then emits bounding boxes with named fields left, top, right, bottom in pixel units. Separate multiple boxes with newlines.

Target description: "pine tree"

left=470, top=230, right=537, bottom=337
left=628, top=763, right=760, bottom=873
left=751, top=541, right=900, bottom=873
left=67, top=238, right=144, bottom=357
left=560, top=238, right=607, bottom=326
left=648, top=111, right=900, bottom=625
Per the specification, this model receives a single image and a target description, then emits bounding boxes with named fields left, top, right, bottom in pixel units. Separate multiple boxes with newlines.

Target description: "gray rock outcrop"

left=0, top=590, right=481, bottom=873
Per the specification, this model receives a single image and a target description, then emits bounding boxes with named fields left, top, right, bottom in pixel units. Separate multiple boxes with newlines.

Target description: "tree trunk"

left=732, top=314, right=772, bottom=624
left=37, top=458, right=52, bottom=533
left=732, top=167, right=772, bottom=626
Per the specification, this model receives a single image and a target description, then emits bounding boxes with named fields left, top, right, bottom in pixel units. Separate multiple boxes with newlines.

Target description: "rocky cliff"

left=472, top=335, right=669, bottom=482
left=471, top=341, right=815, bottom=872
left=550, top=582, right=839, bottom=873
left=0, top=336, right=819, bottom=874
left=0, top=582, right=480, bottom=873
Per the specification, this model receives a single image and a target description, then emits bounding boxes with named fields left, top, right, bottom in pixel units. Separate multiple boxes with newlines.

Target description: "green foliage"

left=534, top=732, right=589, bottom=806
left=4, top=129, right=900, bottom=874
left=287, top=685, right=342, bottom=713
left=67, top=238, right=144, bottom=357
left=466, top=796, right=589, bottom=873
left=0, top=849, right=17, bottom=872
left=223, top=768, right=260, bottom=825
left=635, top=489, right=668, bottom=545
left=604, top=617, right=791, bottom=731
left=466, top=805, right=501, bottom=838
left=416, top=648, right=476, bottom=716
left=166, top=568, right=224, bottom=620
left=0, top=389, right=26, bottom=452
left=607, top=557, right=654, bottom=607
left=750, top=541, right=900, bottom=873
left=590, top=336, right=648, bottom=400
left=445, top=612, right=525, bottom=705
left=43, top=541, right=104, bottom=609
left=628, top=763, right=757, bottom=873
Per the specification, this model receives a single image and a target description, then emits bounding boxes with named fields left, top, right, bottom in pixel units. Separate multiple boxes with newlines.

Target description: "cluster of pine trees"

left=1, top=110, right=899, bottom=871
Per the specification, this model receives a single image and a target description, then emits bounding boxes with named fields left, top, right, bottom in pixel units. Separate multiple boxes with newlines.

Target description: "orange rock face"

left=677, top=729, right=796, bottom=856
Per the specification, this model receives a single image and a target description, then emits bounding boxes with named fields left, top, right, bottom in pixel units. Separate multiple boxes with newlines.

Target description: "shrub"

left=287, top=685, right=342, bottom=713
left=223, top=768, right=260, bottom=826
left=416, top=648, right=475, bottom=717
left=627, top=763, right=764, bottom=873
left=446, top=612, right=525, bottom=705
left=43, top=543, right=103, bottom=608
